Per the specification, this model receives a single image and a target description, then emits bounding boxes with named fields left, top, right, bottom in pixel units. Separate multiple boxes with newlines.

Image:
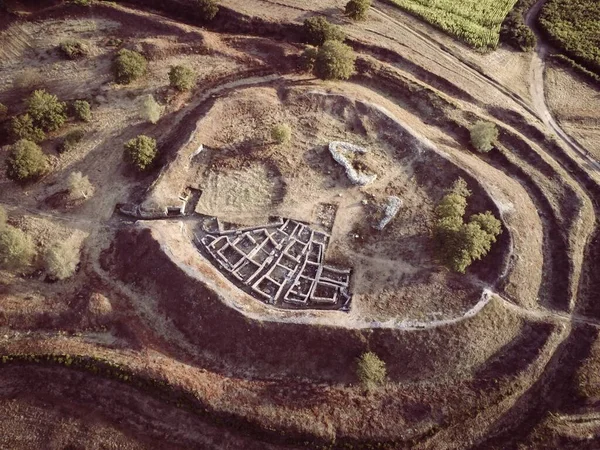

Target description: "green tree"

left=195, top=0, right=219, bottom=22
left=345, top=0, right=372, bottom=21
left=73, top=100, right=92, bottom=122
left=470, top=211, right=502, bottom=238
left=113, top=49, right=147, bottom=84
left=433, top=179, right=502, bottom=273
left=26, top=89, right=68, bottom=132
left=470, top=121, right=499, bottom=153
left=124, top=135, right=157, bottom=171
left=0, top=225, right=36, bottom=270
left=44, top=240, right=80, bottom=280
left=271, top=123, right=291, bottom=145
left=314, top=40, right=356, bottom=80
left=356, top=352, right=386, bottom=389
left=169, top=65, right=196, bottom=91
left=303, top=16, right=345, bottom=46
left=6, top=139, right=49, bottom=181
left=11, top=114, right=45, bottom=143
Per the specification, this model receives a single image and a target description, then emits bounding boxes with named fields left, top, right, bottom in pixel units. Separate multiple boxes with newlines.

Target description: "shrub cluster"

left=6, top=139, right=49, bottom=181
left=0, top=205, right=36, bottom=272
left=27, top=89, right=68, bottom=132
left=303, top=16, right=345, bottom=46
left=140, top=94, right=162, bottom=124
left=169, top=65, right=196, bottom=92
left=434, top=178, right=502, bottom=273
left=59, top=40, right=90, bottom=59
left=60, top=129, right=85, bottom=153
left=271, top=123, right=291, bottom=145
left=113, top=49, right=147, bottom=84
left=356, top=352, right=386, bottom=389
left=73, top=100, right=92, bottom=122
left=11, top=113, right=45, bottom=143
left=124, top=135, right=157, bottom=171
left=44, top=240, right=80, bottom=280
left=539, top=0, right=600, bottom=76
left=470, top=121, right=498, bottom=153
left=0, top=222, right=36, bottom=271
left=67, top=171, right=95, bottom=201
left=345, top=0, right=372, bottom=21
left=10, top=90, right=69, bottom=143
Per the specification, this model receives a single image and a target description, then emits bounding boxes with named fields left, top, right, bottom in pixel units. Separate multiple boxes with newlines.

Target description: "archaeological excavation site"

left=0, top=0, right=599, bottom=448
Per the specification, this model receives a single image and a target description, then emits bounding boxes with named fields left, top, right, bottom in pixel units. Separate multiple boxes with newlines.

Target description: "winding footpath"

left=525, top=0, right=600, bottom=170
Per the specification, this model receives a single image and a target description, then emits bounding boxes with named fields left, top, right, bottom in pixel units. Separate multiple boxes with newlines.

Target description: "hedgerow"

left=500, top=0, right=536, bottom=51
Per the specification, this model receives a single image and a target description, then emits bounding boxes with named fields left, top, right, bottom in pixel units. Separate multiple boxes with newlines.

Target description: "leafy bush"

left=60, top=129, right=85, bottom=153
left=73, top=100, right=92, bottom=122
left=141, top=94, right=162, bottom=124
left=6, top=139, right=49, bottom=181
left=303, top=16, right=345, bottom=46
left=345, top=0, right=372, bottom=21
left=434, top=179, right=502, bottom=273
left=0, top=103, right=7, bottom=121
left=314, top=40, right=356, bottom=80
left=11, top=114, right=45, bottom=143
left=271, top=123, right=291, bottom=145
left=300, top=46, right=319, bottom=72
left=71, top=0, right=91, bottom=5
left=113, top=49, right=147, bottom=84
left=44, top=240, right=81, bottom=280
left=124, top=135, right=157, bottom=171
left=470, top=121, right=498, bottom=153
left=356, top=352, right=387, bottom=389
left=169, top=65, right=196, bottom=91
left=59, top=40, right=90, bottom=59
left=539, top=0, right=600, bottom=76
left=67, top=171, right=95, bottom=200
left=194, top=0, right=219, bottom=22
left=0, top=225, right=36, bottom=270
left=26, top=89, right=68, bottom=132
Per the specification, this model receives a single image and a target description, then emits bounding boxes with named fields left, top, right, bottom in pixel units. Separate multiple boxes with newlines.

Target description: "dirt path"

left=526, top=0, right=600, bottom=171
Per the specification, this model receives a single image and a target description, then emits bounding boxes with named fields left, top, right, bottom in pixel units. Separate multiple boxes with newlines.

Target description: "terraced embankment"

left=1, top=0, right=599, bottom=448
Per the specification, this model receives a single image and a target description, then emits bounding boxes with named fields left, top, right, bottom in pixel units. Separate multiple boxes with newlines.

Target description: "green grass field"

left=385, top=0, right=519, bottom=49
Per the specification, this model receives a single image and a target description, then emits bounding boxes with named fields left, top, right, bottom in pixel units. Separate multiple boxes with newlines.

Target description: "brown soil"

left=0, top=0, right=599, bottom=448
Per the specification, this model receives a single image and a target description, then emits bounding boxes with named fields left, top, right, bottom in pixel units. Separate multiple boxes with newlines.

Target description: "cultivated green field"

left=385, top=0, right=519, bottom=49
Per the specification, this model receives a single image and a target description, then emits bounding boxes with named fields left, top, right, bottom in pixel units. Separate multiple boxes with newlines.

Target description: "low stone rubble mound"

left=329, top=141, right=377, bottom=186
left=374, top=196, right=402, bottom=230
